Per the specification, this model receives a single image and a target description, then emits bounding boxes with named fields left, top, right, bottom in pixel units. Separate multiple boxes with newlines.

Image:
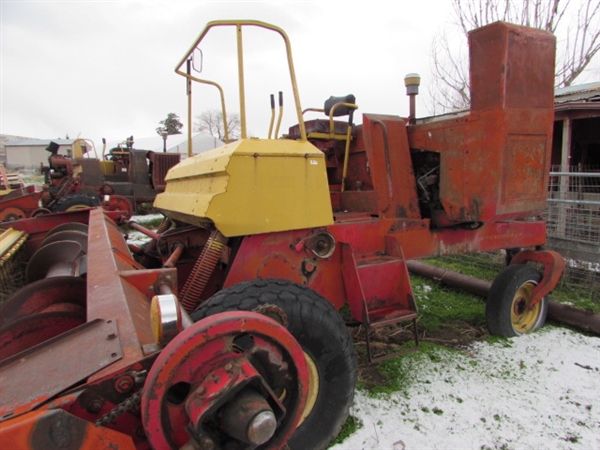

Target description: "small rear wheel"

left=192, top=278, right=357, bottom=450
left=51, top=194, right=101, bottom=212
left=486, top=264, right=548, bottom=337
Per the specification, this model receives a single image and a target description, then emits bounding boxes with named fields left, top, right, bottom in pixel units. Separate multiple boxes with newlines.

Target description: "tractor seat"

left=287, top=94, right=357, bottom=140
left=288, top=119, right=351, bottom=139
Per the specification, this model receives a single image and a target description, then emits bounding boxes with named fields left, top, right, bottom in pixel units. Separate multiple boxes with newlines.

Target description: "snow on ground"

left=332, top=326, right=600, bottom=450
left=126, top=214, right=164, bottom=245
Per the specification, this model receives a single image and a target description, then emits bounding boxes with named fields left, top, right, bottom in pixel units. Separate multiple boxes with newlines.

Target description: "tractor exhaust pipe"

left=406, top=260, right=600, bottom=335
left=404, top=73, right=420, bottom=125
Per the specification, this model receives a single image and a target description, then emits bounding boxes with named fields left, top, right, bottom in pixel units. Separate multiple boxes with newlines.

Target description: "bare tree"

left=429, top=0, right=600, bottom=113
left=194, top=109, right=241, bottom=142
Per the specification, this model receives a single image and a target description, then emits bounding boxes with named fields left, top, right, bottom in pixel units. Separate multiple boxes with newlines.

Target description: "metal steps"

left=342, top=245, right=419, bottom=363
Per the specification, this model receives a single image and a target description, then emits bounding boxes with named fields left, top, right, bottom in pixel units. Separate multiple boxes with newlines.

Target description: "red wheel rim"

left=142, top=311, right=309, bottom=449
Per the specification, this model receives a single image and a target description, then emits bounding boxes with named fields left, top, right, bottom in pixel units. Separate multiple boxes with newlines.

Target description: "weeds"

left=330, top=415, right=362, bottom=446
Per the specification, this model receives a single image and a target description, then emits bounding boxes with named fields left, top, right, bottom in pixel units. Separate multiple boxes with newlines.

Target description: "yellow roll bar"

left=175, top=20, right=308, bottom=156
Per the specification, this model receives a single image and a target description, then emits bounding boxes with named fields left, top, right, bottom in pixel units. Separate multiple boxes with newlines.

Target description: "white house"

left=4, top=138, right=75, bottom=169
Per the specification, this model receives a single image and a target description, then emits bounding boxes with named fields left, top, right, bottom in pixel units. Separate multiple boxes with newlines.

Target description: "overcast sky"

left=1, top=1, right=598, bottom=148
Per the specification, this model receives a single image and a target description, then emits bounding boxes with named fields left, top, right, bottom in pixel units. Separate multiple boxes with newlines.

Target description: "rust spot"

left=31, top=410, right=86, bottom=450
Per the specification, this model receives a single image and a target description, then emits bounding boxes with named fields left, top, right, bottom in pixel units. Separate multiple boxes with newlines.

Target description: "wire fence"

left=544, top=167, right=599, bottom=300
left=438, top=167, right=600, bottom=302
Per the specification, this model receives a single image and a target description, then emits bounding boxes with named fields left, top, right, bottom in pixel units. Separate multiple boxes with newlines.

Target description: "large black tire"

left=192, top=278, right=357, bottom=450
left=486, top=264, right=548, bottom=337
left=51, top=194, right=101, bottom=212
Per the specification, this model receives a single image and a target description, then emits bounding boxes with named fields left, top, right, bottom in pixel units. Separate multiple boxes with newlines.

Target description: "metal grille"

left=149, top=153, right=181, bottom=191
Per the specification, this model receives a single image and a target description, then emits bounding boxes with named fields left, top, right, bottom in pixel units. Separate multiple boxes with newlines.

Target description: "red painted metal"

left=126, top=220, right=160, bottom=240
left=142, top=311, right=308, bottom=450
left=0, top=311, right=86, bottom=360
left=0, top=409, right=136, bottom=449
left=148, top=152, right=181, bottom=191
left=204, top=23, right=564, bottom=341
left=103, top=194, right=135, bottom=219
left=85, top=208, right=175, bottom=381
left=1, top=206, right=313, bottom=449
left=0, top=276, right=86, bottom=327
left=407, top=23, right=555, bottom=226
left=0, top=318, right=122, bottom=420
left=222, top=217, right=552, bottom=314
left=179, top=229, right=228, bottom=312
left=361, top=115, right=420, bottom=219
left=161, top=242, right=185, bottom=268
left=510, top=249, right=566, bottom=308
left=0, top=186, right=44, bottom=222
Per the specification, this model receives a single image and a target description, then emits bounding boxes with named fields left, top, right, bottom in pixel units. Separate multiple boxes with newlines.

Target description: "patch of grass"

left=330, top=415, right=362, bottom=446
left=485, top=335, right=513, bottom=346
left=423, top=256, right=501, bottom=282
left=411, top=275, right=486, bottom=333
left=549, top=286, right=600, bottom=314
left=425, top=255, right=599, bottom=313
left=368, top=342, right=459, bottom=396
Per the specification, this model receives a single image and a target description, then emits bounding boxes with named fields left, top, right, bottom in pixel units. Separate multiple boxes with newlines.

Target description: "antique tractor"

left=0, top=19, right=563, bottom=450
left=40, top=137, right=180, bottom=216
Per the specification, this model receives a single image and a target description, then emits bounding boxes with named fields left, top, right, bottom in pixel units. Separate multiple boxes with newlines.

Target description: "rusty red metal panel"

left=0, top=318, right=122, bottom=420
left=510, top=249, right=566, bottom=307
left=362, top=114, right=421, bottom=219
left=85, top=208, right=175, bottom=381
left=407, top=22, right=555, bottom=226
left=0, top=276, right=86, bottom=327
left=0, top=408, right=136, bottom=449
left=148, top=152, right=180, bottom=191
left=469, top=22, right=555, bottom=111
left=222, top=215, right=549, bottom=319
left=502, top=134, right=548, bottom=202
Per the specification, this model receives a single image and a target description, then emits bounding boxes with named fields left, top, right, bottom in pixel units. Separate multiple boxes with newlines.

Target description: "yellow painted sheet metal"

left=154, top=139, right=333, bottom=237
left=99, top=160, right=115, bottom=175
left=0, top=228, right=28, bottom=268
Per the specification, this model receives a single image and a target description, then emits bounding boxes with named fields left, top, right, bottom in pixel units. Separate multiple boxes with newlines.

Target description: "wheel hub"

left=511, top=282, right=540, bottom=333
left=141, top=311, right=309, bottom=449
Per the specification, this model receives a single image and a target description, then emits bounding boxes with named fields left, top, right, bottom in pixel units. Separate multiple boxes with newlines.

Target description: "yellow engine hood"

left=154, top=138, right=333, bottom=237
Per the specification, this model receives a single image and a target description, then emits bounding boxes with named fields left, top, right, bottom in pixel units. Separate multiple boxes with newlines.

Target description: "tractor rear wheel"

left=192, top=278, right=357, bottom=450
left=51, top=194, right=100, bottom=212
left=486, top=264, right=548, bottom=337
